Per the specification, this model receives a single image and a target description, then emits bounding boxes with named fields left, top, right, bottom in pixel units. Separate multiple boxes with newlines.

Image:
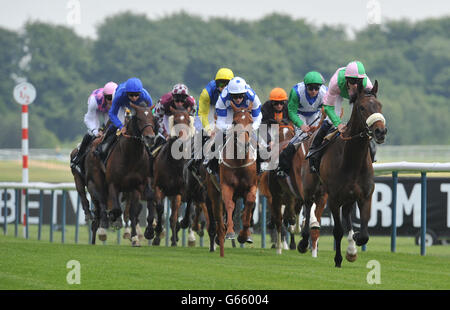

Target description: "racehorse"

left=103, top=102, right=156, bottom=246
left=151, top=107, right=193, bottom=246
left=299, top=81, right=387, bottom=267
left=211, top=101, right=258, bottom=257
left=258, top=119, right=297, bottom=254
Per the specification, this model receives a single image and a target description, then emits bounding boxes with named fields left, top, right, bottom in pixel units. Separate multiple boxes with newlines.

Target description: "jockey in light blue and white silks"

left=215, top=78, right=262, bottom=132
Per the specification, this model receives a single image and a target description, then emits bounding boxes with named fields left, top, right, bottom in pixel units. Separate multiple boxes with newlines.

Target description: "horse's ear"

left=371, top=80, right=378, bottom=96
left=187, top=106, right=192, bottom=114
left=170, top=106, right=176, bottom=114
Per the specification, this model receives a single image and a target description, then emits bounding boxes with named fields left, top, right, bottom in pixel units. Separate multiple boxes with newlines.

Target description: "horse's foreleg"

left=130, top=191, right=142, bottom=247
left=144, top=198, right=156, bottom=240
left=298, top=202, right=312, bottom=254
left=170, top=195, right=182, bottom=246
left=73, top=174, right=92, bottom=221
left=238, top=189, right=256, bottom=245
left=180, top=199, right=192, bottom=230
left=355, top=199, right=371, bottom=247
left=330, top=202, right=344, bottom=268
left=107, top=183, right=122, bottom=229
left=220, top=184, right=236, bottom=240
left=271, top=200, right=283, bottom=255
left=341, top=202, right=357, bottom=262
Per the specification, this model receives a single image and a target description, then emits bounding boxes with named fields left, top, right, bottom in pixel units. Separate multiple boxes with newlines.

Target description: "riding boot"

left=369, top=139, right=377, bottom=163
left=305, top=121, right=332, bottom=173
left=71, top=133, right=93, bottom=170
left=94, top=126, right=116, bottom=161
left=276, top=143, right=296, bottom=178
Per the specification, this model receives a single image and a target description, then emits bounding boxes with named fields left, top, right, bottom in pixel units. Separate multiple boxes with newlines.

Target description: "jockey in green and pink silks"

left=306, top=61, right=376, bottom=173
left=323, top=61, right=373, bottom=128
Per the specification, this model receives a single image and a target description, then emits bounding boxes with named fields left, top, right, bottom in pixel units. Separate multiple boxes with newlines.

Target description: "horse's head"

left=169, top=106, right=192, bottom=139
left=128, top=102, right=156, bottom=148
left=350, top=80, right=387, bottom=144
left=229, top=101, right=254, bottom=156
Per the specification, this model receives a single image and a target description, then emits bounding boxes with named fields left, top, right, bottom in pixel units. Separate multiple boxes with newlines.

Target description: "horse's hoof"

left=225, top=232, right=235, bottom=240
left=346, top=252, right=358, bottom=262
left=123, top=232, right=131, bottom=240
left=237, top=235, right=246, bottom=244
left=131, top=236, right=141, bottom=247
left=153, top=237, right=161, bottom=246
left=246, top=237, right=253, bottom=244
left=180, top=220, right=189, bottom=229
left=98, top=228, right=107, bottom=241
left=188, top=240, right=196, bottom=247
left=297, top=239, right=309, bottom=254
left=144, top=227, right=154, bottom=240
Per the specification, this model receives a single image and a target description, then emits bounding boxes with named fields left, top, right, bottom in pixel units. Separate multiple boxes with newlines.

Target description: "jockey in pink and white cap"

left=71, top=81, right=122, bottom=174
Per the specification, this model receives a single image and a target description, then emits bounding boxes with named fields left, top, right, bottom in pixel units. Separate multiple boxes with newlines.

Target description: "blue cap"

left=125, top=77, right=143, bottom=93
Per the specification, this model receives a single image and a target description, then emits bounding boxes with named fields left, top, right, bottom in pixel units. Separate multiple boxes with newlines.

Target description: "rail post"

left=391, top=171, right=398, bottom=252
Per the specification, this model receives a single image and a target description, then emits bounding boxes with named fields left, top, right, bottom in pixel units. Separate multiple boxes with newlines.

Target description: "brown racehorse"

left=103, top=102, right=156, bottom=246
left=180, top=160, right=212, bottom=248
left=211, top=101, right=258, bottom=257
left=152, top=107, right=193, bottom=246
left=71, top=132, right=113, bottom=245
left=299, top=81, right=387, bottom=267
left=258, top=120, right=296, bottom=254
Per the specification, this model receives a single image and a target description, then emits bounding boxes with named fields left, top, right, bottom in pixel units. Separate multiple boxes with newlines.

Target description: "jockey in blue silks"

left=94, top=77, right=153, bottom=160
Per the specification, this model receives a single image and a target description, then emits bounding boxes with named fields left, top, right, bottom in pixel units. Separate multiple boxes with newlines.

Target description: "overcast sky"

left=1, top=0, right=449, bottom=38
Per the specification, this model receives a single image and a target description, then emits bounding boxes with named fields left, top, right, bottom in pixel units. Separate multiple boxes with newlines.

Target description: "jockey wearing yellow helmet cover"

left=195, top=68, right=234, bottom=135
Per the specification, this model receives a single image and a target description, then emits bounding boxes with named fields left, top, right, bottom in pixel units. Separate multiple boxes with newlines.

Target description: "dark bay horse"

left=180, top=161, right=212, bottom=248
left=300, top=81, right=387, bottom=267
left=104, top=102, right=156, bottom=246
left=151, top=107, right=193, bottom=246
left=258, top=120, right=297, bottom=254
left=70, top=137, right=110, bottom=245
left=212, top=101, right=258, bottom=257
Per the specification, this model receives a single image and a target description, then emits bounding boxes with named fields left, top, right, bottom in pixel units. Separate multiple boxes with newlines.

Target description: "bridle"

left=340, top=93, right=385, bottom=141
left=122, top=110, right=155, bottom=143
left=219, top=109, right=257, bottom=169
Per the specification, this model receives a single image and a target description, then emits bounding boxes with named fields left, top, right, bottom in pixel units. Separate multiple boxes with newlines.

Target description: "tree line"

left=0, top=12, right=449, bottom=148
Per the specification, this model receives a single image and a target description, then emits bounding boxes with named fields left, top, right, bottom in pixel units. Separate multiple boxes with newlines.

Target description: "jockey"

left=195, top=67, right=234, bottom=135
left=187, top=68, right=234, bottom=174
left=70, top=81, right=119, bottom=173
left=154, top=83, right=196, bottom=136
left=261, top=87, right=289, bottom=150
left=306, top=60, right=375, bottom=173
left=276, top=71, right=327, bottom=178
left=94, top=77, right=153, bottom=161
left=204, top=76, right=262, bottom=175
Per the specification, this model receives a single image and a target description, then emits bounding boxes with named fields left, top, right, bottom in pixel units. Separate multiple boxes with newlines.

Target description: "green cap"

left=304, top=71, right=325, bottom=85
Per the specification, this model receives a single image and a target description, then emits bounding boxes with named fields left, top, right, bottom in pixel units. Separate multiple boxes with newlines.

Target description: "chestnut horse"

left=299, top=81, right=387, bottom=267
left=103, top=102, right=156, bottom=246
left=211, top=101, right=258, bottom=257
left=151, top=107, right=193, bottom=246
